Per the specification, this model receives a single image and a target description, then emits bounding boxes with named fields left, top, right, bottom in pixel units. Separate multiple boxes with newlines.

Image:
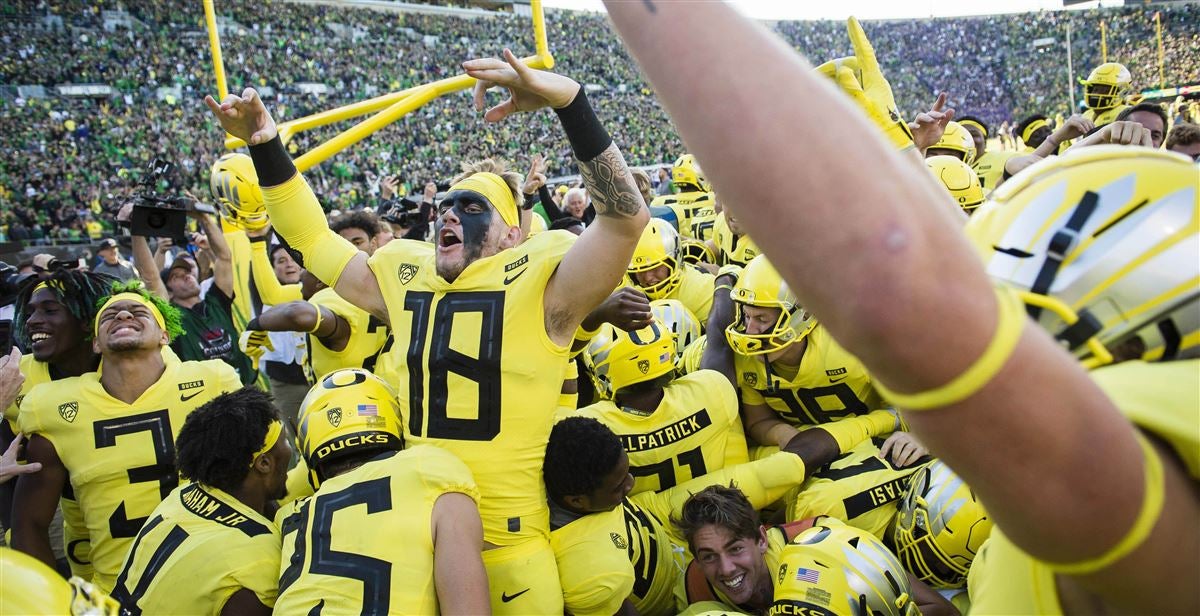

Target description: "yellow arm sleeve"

left=816, top=409, right=899, bottom=454
left=260, top=174, right=359, bottom=288
left=250, top=240, right=303, bottom=305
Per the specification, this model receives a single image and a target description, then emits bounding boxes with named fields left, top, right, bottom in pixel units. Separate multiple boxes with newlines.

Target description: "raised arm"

left=247, top=226, right=303, bottom=305
left=462, top=50, right=649, bottom=346
left=602, top=4, right=1186, bottom=611
left=204, top=90, right=387, bottom=321
left=191, top=211, right=233, bottom=298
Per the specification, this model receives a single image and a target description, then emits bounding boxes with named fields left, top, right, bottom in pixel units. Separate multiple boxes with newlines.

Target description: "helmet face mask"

left=296, top=369, right=405, bottom=489
left=891, top=461, right=992, bottom=589
left=629, top=219, right=684, bottom=300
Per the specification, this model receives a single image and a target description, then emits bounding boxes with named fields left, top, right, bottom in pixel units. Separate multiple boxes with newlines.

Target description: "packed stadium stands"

left=0, top=0, right=1197, bottom=239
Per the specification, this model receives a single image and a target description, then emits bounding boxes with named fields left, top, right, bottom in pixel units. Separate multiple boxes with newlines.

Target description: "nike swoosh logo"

left=501, top=588, right=531, bottom=603
left=503, top=268, right=527, bottom=285
left=828, top=376, right=847, bottom=384
left=180, top=391, right=202, bottom=402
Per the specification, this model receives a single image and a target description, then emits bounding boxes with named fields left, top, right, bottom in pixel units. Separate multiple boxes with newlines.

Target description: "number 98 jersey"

left=368, top=231, right=576, bottom=545
left=17, top=359, right=241, bottom=592
left=274, top=446, right=479, bottom=615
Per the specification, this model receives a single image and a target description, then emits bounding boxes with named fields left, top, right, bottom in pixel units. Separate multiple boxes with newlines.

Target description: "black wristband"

left=246, top=317, right=262, bottom=331
left=521, top=192, right=537, bottom=210
left=248, top=234, right=268, bottom=243
left=553, top=88, right=612, bottom=162
left=248, top=135, right=296, bottom=187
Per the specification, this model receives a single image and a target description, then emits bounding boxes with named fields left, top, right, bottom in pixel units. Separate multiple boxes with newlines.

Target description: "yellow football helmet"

left=672, top=154, right=711, bottom=192
left=1082, top=62, right=1132, bottom=111
left=774, top=518, right=919, bottom=616
left=582, top=323, right=618, bottom=401
left=296, top=368, right=404, bottom=488
left=681, top=238, right=715, bottom=265
left=586, top=319, right=676, bottom=395
left=966, top=146, right=1199, bottom=367
left=650, top=299, right=703, bottom=360
left=891, top=460, right=993, bottom=589
left=629, top=218, right=684, bottom=300
left=928, top=121, right=977, bottom=165
left=726, top=255, right=816, bottom=356
left=926, top=155, right=984, bottom=212
left=0, top=548, right=119, bottom=615
left=210, top=153, right=269, bottom=232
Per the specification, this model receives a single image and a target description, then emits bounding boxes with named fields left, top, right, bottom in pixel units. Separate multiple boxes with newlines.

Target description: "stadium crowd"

left=0, top=0, right=1197, bottom=614
left=0, top=0, right=1197, bottom=232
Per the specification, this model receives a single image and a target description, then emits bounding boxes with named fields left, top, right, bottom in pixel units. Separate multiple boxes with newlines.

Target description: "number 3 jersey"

left=274, top=445, right=479, bottom=615
left=736, top=325, right=885, bottom=428
left=16, top=359, right=241, bottom=592
left=367, top=230, right=576, bottom=545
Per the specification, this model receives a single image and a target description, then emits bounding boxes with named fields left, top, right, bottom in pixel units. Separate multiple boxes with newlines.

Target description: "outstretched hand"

left=204, top=88, right=278, bottom=146
left=814, top=17, right=913, bottom=150
left=463, top=49, right=581, bottom=123
left=910, top=92, right=956, bottom=152
left=0, top=433, right=41, bottom=485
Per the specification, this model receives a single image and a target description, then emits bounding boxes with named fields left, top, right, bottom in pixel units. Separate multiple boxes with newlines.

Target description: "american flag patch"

left=795, top=568, right=820, bottom=584
left=659, top=352, right=671, bottom=364
left=357, top=404, right=378, bottom=416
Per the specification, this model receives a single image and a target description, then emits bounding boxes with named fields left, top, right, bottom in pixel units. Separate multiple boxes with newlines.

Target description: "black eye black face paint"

left=436, top=190, right=495, bottom=265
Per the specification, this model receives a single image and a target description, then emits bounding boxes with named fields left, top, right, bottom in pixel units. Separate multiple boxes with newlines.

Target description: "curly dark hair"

left=543, top=416, right=625, bottom=503
left=96, top=280, right=185, bottom=342
left=673, top=484, right=760, bottom=552
left=330, top=210, right=384, bottom=240
left=12, top=269, right=118, bottom=348
left=175, top=387, right=280, bottom=492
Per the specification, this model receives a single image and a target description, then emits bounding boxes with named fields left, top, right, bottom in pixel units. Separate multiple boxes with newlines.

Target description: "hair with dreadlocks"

left=97, top=280, right=186, bottom=342
left=12, top=269, right=119, bottom=348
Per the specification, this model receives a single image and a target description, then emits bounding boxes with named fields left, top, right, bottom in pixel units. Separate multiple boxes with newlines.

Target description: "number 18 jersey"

left=17, top=359, right=241, bottom=592
left=368, top=231, right=576, bottom=545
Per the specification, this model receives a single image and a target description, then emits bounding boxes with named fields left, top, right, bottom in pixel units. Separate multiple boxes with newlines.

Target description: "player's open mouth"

left=30, top=332, right=51, bottom=342
left=722, top=573, right=746, bottom=592
left=439, top=229, right=462, bottom=248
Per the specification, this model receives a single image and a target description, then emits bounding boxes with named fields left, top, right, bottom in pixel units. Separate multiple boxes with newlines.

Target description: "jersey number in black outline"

left=110, top=514, right=189, bottom=615
left=629, top=445, right=708, bottom=491
left=93, top=410, right=176, bottom=538
left=404, top=291, right=504, bottom=441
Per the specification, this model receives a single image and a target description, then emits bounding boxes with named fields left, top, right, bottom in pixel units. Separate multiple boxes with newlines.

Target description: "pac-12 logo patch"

left=743, top=372, right=758, bottom=387
left=398, top=263, right=419, bottom=285
left=637, top=360, right=650, bottom=374
left=327, top=407, right=343, bottom=427
left=610, top=532, right=627, bottom=549
left=58, top=402, right=78, bottom=423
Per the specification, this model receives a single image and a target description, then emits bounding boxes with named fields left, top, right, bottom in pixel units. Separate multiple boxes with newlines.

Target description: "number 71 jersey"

left=17, top=359, right=241, bottom=592
left=368, top=231, right=577, bottom=545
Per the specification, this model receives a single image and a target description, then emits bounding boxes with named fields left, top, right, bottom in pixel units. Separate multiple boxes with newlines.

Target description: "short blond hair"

left=452, top=158, right=523, bottom=205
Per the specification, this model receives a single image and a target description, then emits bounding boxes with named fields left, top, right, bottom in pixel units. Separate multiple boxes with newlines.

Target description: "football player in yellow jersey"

left=547, top=409, right=900, bottom=616
left=956, top=116, right=1017, bottom=191
left=2, top=269, right=116, bottom=577
left=676, top=488, right=952, bottom=616
left=208, top=52, right=649, bottom=613
left=650, top=154, right=719, bottom=241
left=12, top=282, right=241, bottom=592
left=705, top=210, right=758, bottom=268
left=579, top=319, right=748, bottom=494
left=240, top=271, right=388, bottom=383
left=113, top=387, right=288, bottom=616
left=1081, top=62, right=1132, bottom=128
left=627, top=218, right=717, bottom=322
left=276, top=369, right=487, bottom=614
left=705, top=255, right=890, bottom=448
left=601, top=4, right=1198, bottom=611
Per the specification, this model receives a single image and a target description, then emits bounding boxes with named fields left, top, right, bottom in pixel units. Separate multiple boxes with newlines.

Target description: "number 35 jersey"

left=368, top=230, right=577, bottom=545
left=17, top=359, right=241, bottom=592
left=274, top=446, right=479, bottom=615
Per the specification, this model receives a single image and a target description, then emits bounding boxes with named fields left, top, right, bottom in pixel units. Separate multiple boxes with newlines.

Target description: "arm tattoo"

left=577, top=144, right=645, bottom=219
